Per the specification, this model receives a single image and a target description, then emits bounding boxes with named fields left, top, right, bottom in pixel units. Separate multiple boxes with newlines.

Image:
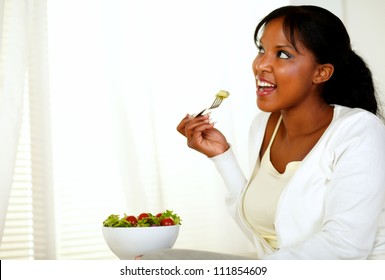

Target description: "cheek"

left=277, top=65, right=314, bottom=84
left=275, top=67, right=296, bottom=85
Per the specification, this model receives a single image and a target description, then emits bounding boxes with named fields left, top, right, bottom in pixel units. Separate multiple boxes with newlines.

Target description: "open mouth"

left=256, top=78, right=277, bottom=95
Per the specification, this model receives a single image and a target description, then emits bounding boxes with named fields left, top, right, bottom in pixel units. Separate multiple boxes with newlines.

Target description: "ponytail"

left=323, top=50, right=378, bottom=115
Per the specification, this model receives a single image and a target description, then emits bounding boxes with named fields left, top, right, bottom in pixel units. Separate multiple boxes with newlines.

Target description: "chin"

left=256, top=100, right=276, bottom=113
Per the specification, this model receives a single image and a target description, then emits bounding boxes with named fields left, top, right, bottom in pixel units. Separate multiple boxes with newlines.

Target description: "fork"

left=194, top=91, right=229, bottom=118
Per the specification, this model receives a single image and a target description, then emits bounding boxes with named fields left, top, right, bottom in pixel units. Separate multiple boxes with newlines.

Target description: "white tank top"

left=241, top=115, right=301, bottom=249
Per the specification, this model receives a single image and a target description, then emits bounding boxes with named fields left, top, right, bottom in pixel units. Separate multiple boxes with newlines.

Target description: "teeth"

left=257, top=79, right=275, bottom=87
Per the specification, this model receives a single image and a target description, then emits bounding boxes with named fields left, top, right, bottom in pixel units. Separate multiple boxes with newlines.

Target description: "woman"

left=144, top=5, right=385, bottom=259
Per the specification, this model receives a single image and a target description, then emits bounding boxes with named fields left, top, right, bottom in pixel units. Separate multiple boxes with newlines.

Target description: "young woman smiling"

left=253, top=16, right=335, bottom=174
left=142, top=5, right=385, bottom=260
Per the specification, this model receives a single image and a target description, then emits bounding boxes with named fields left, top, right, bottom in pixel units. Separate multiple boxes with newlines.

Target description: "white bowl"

left=102, top=225, right=180, bottom=259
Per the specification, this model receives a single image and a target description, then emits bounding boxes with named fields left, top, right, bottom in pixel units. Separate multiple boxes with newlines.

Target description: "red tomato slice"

left=160, top=217, right=175, bottom=226
left=155, top=213, right=162, bottom=218
left=125, top=215, right=138, bottom=226
left=138, top=213, right=150, bottom=220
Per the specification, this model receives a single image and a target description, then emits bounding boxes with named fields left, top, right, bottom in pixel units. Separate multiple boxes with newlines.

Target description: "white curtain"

left=0, top=0, right=55, bottom=259
left=1, top=0, right=288, bottom=259
left=0, top=0, right=25, bottom=245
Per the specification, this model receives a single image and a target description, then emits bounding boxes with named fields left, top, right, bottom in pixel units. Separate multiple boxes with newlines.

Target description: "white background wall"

left=343, top=0, right=385, bottom=109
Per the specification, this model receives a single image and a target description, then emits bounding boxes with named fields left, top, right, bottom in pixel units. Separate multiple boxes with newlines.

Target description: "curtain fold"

left=0, top=0, right=54, bottom=258
left=27, top=0, right=56, bottom=260
left=0, top=0, right=28, bottom=244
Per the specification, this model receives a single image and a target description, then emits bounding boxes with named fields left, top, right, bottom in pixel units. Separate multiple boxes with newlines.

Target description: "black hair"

left=254, top=5, right=380, bottom=116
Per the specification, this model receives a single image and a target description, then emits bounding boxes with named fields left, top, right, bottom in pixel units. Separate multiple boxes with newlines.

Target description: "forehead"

left=259, top=17, right=308, bottom=54
left=259, top=18, right=287, bottom=43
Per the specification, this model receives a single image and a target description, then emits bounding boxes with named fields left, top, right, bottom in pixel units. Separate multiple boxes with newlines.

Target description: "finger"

left=188, top=124, right=215, bottom=143
left=176, top=114, right=192, bottom=136
left=184, top=116, right=212, bottom=138
left=187, top=123, right=216, bottom=150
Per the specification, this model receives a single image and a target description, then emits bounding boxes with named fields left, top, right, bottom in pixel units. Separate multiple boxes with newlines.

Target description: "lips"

left=256, top=77, right=276, bottom=96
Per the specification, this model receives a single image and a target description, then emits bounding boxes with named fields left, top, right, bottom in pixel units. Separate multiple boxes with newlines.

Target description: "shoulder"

left=332, top=105, right=385, bottom=133
left=247, top=111, right=272, bottom=167
left=249, top=110, right=277, bottom=143
left=328, top=105, right=385, bottom=151
left=250, top=110, right=271, bottom=129
left=249, top=110, right=281, bottom=131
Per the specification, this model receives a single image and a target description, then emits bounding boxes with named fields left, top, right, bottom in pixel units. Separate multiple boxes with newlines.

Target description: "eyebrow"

left=276, top=44, right=295, bottom=50
left=258, top=39, right=294, bottom=50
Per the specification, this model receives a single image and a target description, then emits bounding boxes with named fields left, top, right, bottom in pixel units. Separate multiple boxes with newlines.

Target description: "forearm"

left=209, top=146, right=247, bottom=197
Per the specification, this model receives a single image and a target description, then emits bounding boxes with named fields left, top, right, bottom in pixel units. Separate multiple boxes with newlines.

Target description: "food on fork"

left=216, top=90, right=230, bottom=99
left=194, top=89, right=230, bottom=117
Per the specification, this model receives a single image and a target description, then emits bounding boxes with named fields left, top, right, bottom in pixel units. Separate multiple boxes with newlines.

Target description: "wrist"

left=207, top=143, right=230, bottom=158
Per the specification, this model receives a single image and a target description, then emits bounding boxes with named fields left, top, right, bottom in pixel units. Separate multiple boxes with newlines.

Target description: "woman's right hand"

left=176, top=113, right=230, bottom=158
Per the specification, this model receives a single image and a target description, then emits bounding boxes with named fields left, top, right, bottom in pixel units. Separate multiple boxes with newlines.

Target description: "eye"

left=277, top=50, right=291, bottom=59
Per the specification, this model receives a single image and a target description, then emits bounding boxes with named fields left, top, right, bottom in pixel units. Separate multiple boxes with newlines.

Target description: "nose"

left=253, top=53, right=272, bottom=74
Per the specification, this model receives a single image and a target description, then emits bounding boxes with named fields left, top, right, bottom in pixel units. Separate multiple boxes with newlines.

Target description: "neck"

left=279, top=103, right=334, bottom=140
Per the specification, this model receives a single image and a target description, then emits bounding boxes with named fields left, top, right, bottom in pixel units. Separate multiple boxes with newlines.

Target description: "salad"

left=103, top=209, right=181, bottom=227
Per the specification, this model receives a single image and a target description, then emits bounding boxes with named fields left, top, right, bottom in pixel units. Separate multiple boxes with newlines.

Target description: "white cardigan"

left=211, top=105, right=385, bottom=259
